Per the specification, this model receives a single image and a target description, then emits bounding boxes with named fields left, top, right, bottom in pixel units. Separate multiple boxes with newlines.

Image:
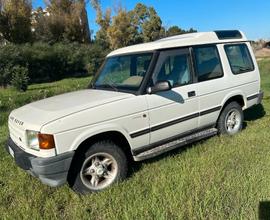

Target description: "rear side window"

left=224, top=44, right=254, bottom=74
left=193, top=46, right=223, bottom=82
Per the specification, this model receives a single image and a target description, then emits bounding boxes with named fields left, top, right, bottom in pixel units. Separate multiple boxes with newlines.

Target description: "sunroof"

left=215, top=30, right=242, bottom=40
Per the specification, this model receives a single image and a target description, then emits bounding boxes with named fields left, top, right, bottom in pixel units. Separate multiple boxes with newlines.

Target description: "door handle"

left=188, top=91, right=196, bottom=97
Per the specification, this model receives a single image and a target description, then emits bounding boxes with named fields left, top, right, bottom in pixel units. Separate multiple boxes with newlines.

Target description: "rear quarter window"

left=224, top=44, right=254, bottom=74
left=193, top=45, right=223, bottom=82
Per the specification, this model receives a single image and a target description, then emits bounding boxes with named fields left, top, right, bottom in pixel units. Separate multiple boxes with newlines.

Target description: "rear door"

left=192, top=45, right=225, bottom=127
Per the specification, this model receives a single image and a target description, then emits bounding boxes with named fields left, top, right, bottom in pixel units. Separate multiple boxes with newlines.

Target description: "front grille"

left=8, top=120, right=26, bottom=149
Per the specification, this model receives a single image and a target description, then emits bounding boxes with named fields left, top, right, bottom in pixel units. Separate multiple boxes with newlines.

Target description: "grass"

left=0, top=60, right=270, bottom=219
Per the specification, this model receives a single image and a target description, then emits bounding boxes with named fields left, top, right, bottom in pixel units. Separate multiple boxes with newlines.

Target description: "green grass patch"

left=0, top=62, right=270, bottom=219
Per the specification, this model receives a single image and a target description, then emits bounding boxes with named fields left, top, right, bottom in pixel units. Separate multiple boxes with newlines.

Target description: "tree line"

left=0, top=0, right=196, bottom=91
left=0, top=0, right=196, bottom=49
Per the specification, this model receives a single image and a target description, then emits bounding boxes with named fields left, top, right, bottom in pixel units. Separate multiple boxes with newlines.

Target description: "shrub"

left=0, top=43, right=107, bottom=87
left=0, top=44, right=25, bottom=87
left=0, top=65, right=12, bottom=88
left=0, top=42, right=108, bottom=87
left=10, top=65, right=29, bottom=91
left=22, top=42, right=107, bottom=82
left=82, top=43, right=108, bottom=75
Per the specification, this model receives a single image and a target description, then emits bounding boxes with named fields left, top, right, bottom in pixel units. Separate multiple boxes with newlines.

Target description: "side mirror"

left=147, top=80, right=172, bottom=94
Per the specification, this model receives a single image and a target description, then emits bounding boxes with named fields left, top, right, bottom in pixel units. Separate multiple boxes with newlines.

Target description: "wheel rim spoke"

left=92, top=156, right=100, bottom=165
left=91, top=176, right=99, bottom=187
left=83, top=167, right=93, bottom=176
left=102, top=158, right=113, bottom=166
left=104, top=171, right=114, bottom=179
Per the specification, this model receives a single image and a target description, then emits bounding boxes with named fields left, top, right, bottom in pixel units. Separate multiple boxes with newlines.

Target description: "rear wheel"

left=69, top=140, right=128, bottom=194
left=217, top=101, right=243, bottom=135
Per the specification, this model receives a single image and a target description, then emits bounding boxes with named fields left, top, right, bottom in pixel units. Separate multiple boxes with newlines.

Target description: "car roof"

left=107, top=30, right=248, bottom=57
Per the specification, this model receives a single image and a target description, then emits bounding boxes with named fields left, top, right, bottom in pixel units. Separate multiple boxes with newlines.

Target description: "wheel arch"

left=67, top=130, right=131, bottom=192
left=218, top=92, right=246, bottom=121
left=71, top=129, right=133, bottom=161
left=221, top=91, right=246, bottom=110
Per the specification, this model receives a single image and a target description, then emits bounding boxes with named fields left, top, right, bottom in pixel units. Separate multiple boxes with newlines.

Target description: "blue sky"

left=33, top=0, right=270, bottom=40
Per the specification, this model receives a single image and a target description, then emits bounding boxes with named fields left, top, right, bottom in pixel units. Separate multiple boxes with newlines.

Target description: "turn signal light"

left=38, top=133, right=55, bottom=150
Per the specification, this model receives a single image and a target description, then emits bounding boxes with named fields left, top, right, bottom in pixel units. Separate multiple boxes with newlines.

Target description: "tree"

left=48, top=0, right=72, bottom=13
left=0, top=0, right=32, bottom=44
left=63, top=0, right=91, bottom=43
left=142, top=7, right=162, bottom=42
left=91, top=0, right=111, bottom=48
left=166, top=26, right=197, bottom=37
left=32, top=7, right=52, bottom=42
left=64, top=0, right=91, bottom=43
left=79, top=0, right=91, bottom=43
left=131, top=3, right=162, bottom=42
left=107, top=8, right=137, bottom=49
left=187, top=28, right=197, bottom=33
left=129, top=3, right=147, bottom=43
left=166, top=26, right=185, bottom=37
left=35, top=0, right=91, bottom=43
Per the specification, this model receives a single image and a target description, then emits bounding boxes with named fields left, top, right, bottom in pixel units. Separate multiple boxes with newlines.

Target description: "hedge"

left=0, top=42, right=107, bottom=88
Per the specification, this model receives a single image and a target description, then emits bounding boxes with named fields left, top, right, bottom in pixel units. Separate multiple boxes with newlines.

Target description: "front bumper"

left=6, top=137, right=74, bottom=187
left=257, top=90, right=264, bottom=104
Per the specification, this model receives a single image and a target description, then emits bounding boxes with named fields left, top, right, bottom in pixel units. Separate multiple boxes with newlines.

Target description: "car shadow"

left=259, top=201, right=270, bottom=220
left=244, top=104, right=265, bottom=121
left=242, top=104, right=266, bottom=129
left=127, top=139, right=208, bottom=178
left=157, top=90, right=185, bottom=103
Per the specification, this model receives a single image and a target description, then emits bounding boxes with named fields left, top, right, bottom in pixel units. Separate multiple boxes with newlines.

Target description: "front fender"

left=67, top=123, right=132, bottom=152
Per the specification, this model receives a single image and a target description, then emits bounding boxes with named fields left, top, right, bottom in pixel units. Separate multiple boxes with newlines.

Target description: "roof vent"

left=214, top=30, right=242, bottom=40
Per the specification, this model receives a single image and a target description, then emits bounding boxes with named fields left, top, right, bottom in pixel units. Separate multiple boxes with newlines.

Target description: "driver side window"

left=152, top=49, right=192, bottom=87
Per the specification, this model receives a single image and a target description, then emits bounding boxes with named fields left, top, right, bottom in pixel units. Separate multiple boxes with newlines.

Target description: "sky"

left=32, top=0, right=270, bottom=40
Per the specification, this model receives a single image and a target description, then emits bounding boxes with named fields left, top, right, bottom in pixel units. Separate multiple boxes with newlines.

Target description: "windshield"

left=94, top=53, right=153, bottom=91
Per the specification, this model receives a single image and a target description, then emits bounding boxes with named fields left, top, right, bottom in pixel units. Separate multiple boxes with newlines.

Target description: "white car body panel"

left=42, top=95, right=150, bottom=154
left=8, top=31, right=262, bottom=161
left=145, top=84, right=199, bottom=144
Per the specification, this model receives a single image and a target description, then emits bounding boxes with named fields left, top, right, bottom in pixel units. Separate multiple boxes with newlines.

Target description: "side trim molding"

left=129, top=106, right=221, bottom=138
left=200, top=106, right=222, bottom=116
left=130, top=128, right=151, bottom=138
left=247, top=93, right=259, bottom=101
left=150, top=113, right=200, bottom=132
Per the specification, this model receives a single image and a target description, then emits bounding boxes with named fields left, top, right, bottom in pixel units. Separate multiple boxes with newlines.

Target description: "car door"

left=145, top=48, right=199, bottom=144
left=192, top=45, right=225, bottom=128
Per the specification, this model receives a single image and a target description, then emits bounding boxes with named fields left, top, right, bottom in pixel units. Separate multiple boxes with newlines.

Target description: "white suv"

left=6, top=30, right=263, bottom=194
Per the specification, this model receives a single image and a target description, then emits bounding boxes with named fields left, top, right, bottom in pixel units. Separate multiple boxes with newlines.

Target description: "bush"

left=0, top=44, right=25, bottom=87
left=0, top=65, right=12, bottom=88
left=10, top=65, right=29, bottom=91
left=0, top=42, right=107, bottom=87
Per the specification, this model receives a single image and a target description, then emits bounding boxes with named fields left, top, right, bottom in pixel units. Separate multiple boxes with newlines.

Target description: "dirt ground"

left=255, top=48, right=270, bottom=59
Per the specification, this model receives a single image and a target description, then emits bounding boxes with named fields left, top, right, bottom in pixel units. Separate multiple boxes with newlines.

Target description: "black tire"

left=68, top=140, right=128, bottom=194
left=217, top=101, right=244, bottom=135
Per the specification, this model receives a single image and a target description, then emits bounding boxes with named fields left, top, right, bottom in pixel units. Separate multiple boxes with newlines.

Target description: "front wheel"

left=217, top=102, right=244, bottom=135
left=69, top=140, right=128, bottom=194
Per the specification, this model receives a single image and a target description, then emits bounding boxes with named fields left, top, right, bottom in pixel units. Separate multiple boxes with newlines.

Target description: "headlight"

left=26, top=130, right=39, bottom=151
left=26, top=130, right=56, bottom=151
